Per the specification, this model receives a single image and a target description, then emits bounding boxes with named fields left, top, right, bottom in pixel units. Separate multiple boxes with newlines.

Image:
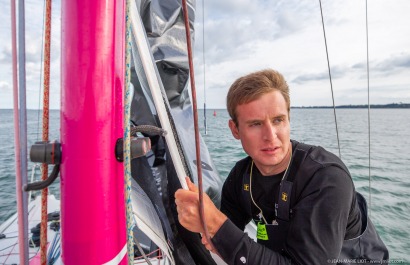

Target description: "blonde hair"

left=226, top=69, right=290, bottom=124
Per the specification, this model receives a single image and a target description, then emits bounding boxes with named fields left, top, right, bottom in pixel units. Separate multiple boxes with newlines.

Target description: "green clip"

left=257, top=222, right=269, bottom=240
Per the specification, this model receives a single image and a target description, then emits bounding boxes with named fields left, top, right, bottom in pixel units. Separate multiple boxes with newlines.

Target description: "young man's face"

left=229, top=90, right=291, bottom=176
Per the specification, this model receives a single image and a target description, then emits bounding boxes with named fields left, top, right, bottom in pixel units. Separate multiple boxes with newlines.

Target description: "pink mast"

left=61, top=0, right=127, bottom=264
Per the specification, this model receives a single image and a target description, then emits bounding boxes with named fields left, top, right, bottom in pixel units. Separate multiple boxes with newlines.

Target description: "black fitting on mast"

left=25, top=141, right=61, bottom=191
left=30, top=141, right=61, bottom=165
left=115, top=137, right=151, bottom=162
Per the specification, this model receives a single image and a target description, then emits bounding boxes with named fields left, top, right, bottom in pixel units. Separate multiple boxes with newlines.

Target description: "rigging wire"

left=319, top=0, right=372, bottom=215
left=181, top=0, right=218, bottom=255
left=318, top=0, right=341, bottom=159
left=36, top=0, right=47, bottom=142
left=202, top=0, right=207, bottom=135
left=365, top=0, right=372, bottom=217
left=40, top=0, right=52, bottom=263
left=125, top=0, right=135, bottom=263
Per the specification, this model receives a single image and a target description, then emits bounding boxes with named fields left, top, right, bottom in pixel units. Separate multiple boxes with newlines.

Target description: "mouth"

left=261, top=146, right=280, bottom=154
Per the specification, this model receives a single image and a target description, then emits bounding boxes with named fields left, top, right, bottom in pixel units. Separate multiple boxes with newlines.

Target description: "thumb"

left=186, top=177, right=199, bottom=193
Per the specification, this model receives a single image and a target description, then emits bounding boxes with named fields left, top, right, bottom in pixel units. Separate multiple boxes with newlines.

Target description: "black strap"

left=284, top=145, right=310, bottom=182
left=276, top=180, right=293, bottom=221
left=276, top=145, right=309, bottom=221
left=241, top=142, right=313, bottom=222
left=241, top=162, right=252, bottom=217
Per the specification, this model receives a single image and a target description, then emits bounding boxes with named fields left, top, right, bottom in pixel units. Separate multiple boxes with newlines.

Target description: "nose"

left=262, top=123, right=277, bottom=141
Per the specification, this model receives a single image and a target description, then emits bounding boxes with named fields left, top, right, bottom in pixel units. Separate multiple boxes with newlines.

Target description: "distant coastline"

left=1, top=103, right=410, bottom=111
left=291, top=103, right=410, bottom=109
left=200, top=103, right=410, bottom=110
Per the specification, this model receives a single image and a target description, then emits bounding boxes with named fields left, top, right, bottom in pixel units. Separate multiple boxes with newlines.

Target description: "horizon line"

left=1, top=102, right=409, bottom=111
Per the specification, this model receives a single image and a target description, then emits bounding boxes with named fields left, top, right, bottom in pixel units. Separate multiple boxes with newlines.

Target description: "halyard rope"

left=40, top=0, right=52, bottom=263
left=124, top=0, right=139, bottom=263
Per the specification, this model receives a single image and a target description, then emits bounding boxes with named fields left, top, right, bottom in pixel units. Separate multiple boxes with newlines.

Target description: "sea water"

left=0, top=108, right=409, bottom=262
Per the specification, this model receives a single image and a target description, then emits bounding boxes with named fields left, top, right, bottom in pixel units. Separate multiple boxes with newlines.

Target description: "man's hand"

left=175, top=177, right=228, bottom=247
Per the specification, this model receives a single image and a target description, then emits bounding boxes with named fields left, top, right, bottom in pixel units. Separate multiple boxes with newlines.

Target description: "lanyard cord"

left=249, top=148, right=292, bottom=224
left=249, top=161, right=268, bottom=224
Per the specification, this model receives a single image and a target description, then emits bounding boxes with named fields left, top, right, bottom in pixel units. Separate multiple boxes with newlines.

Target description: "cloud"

left=292, top=65, right=349, bottom=84
left=291, top=50, right=410, bottom=84
left=198, top=1, right=319, bottom=65
left=372, top=52, right=410, bottom=73
left=351, top=52, right=410, bottom=80
left=291, top=71, right=329, bottom=84
left=1, top=0, right=410, bottom=109
left=0, top=0, right=62, bottom=109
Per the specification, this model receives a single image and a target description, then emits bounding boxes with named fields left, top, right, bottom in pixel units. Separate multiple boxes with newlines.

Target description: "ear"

left=229, top=119, right=240, bottom=139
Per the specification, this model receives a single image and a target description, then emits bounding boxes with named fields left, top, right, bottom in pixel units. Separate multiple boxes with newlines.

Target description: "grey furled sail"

left=129, top=1, right=223, bottom=264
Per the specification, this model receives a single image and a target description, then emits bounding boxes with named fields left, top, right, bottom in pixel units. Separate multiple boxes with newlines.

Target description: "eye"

left=273, top=117, right=284, bottom=124
left=249, top=122, right=261, bottom=127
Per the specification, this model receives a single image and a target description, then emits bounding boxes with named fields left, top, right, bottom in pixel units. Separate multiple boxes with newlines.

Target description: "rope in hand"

left=180, top=0, right=219, bottom=256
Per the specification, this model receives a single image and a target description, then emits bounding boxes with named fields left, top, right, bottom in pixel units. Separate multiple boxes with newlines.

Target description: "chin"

left=258, top=158, right=280, bottom=167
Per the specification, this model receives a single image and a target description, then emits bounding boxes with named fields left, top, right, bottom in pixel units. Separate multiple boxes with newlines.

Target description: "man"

left=175, top=69, right=388, bottom=264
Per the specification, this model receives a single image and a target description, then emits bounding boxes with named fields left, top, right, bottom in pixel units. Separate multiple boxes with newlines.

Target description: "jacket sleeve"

left=212, top=219, right=292, bottom=265
left=283, top=166, right=355, bottom=264
left=213, top=166, right=355, bottom=265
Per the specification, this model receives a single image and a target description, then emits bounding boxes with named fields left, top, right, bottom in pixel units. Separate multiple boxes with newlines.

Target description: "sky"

left=1, top=0, right=409, bottom=109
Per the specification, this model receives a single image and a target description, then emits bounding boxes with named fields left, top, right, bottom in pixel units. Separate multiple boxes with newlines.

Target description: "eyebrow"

left=244, top=119, right=262, bottom=125
left=244, top=114, right=287, bottom=125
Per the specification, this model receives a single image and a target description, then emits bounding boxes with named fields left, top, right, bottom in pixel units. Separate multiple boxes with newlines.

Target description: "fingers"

left=201, top=235, right=215, bottom=252
left=175, top=188, right=198, bottom=202
left=175, top=187, right=204, bottom=234
left=175, top=177, right=199, bottom=203
left=175, top=176, right=227, bottom=237
left=186, top=177, right=199, bottom=193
